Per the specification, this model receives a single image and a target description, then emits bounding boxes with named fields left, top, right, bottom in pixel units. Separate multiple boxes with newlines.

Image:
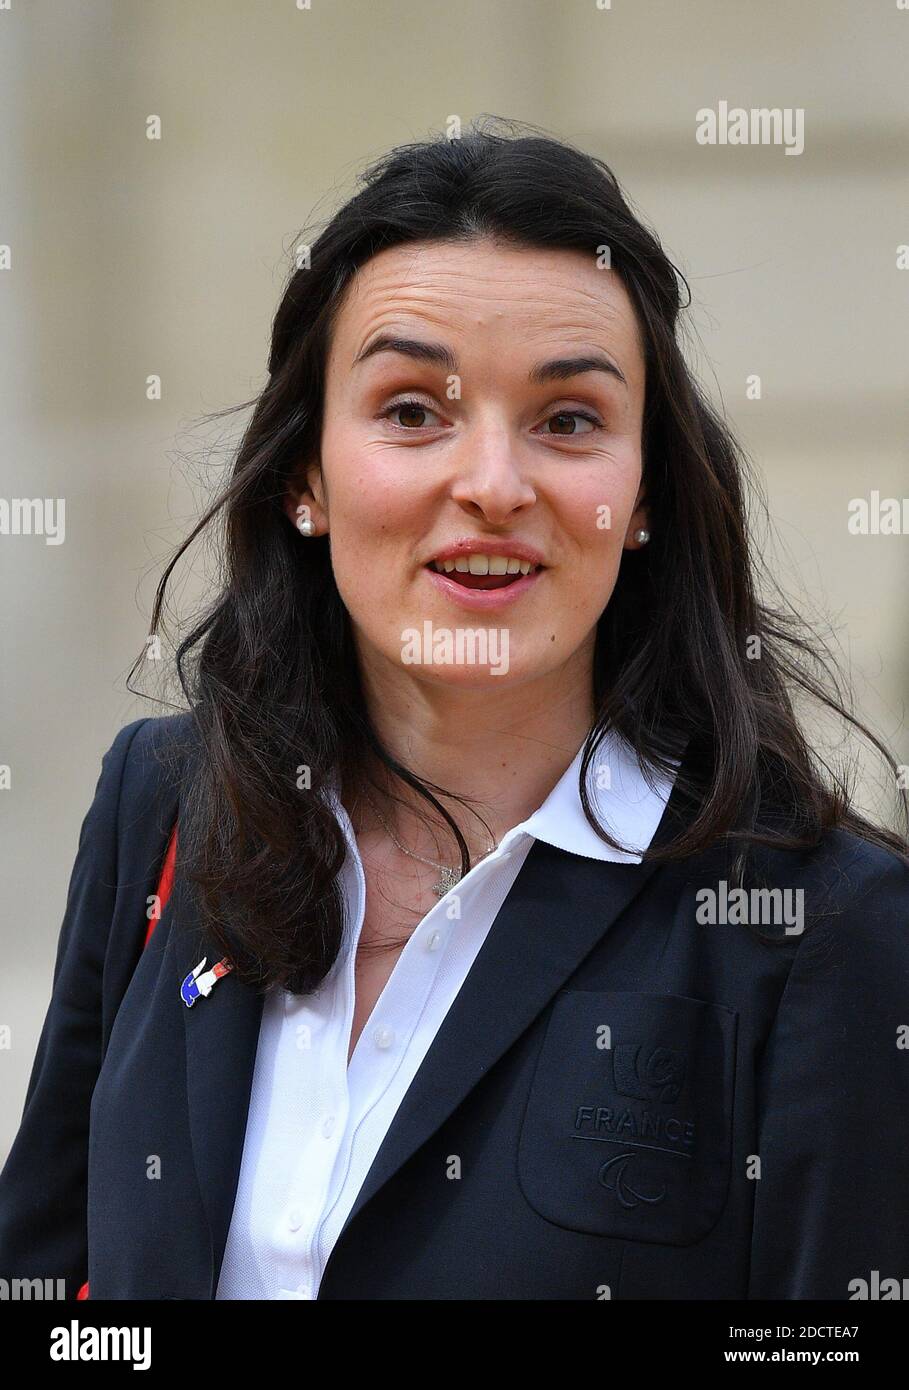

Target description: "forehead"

left=328, top=237, right=645, bottom=386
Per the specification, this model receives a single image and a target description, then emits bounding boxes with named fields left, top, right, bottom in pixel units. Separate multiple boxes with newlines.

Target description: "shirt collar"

left=508, top=728, right=676, bottom=864
left=325, top=728, right=676, bottom=867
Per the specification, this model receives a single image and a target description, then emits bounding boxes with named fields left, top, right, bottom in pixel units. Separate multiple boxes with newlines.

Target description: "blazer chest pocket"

left=518, top=990, right=737, bottom=1246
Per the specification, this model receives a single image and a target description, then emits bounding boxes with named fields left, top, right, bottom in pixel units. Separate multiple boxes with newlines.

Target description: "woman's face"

left=286, top=236, right=648, bottom=689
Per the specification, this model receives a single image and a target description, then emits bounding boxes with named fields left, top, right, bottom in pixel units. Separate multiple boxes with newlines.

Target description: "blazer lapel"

left=171, top=868, right=264, bottom=1297
left=157, top=720, right=265, bottom=1296
left=331, top=832, right=666, bottom=1247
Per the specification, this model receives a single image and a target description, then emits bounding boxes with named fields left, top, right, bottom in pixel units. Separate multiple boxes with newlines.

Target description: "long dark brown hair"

left=129, top=116, right=908, bottom=994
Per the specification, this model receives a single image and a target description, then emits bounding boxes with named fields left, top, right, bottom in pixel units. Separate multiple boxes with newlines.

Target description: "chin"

left=409, top=662, right=521, bottom=689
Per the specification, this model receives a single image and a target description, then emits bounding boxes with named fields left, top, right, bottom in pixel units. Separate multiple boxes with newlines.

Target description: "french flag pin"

left=181, top=956, right=233, bottom=1007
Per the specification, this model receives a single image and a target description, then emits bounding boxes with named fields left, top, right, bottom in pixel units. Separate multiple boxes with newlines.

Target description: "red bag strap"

left=143, top=823, right=178, bottom=949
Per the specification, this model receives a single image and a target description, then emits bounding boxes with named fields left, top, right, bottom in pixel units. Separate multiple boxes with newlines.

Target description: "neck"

left=347, top=640, right=598, bottom=861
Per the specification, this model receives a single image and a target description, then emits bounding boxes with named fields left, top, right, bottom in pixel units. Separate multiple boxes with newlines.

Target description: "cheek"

left=318, top=428, right=432, bottom=639
left=557, top=461, right=640, bottom=585
left=320, top=425, right=428, bottom=560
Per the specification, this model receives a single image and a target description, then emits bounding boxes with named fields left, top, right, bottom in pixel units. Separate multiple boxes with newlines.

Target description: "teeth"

left=431, top=553, right=539, bottom=575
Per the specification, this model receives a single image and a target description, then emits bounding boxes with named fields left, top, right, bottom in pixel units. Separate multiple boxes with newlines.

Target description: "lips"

left=425, top=539, right=546, bottom=593
left=423, top=546, right=546, bottom=611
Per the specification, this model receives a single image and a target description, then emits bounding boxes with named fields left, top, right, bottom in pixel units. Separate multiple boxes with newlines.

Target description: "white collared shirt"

left=215, top=730, right=676, bottom=1300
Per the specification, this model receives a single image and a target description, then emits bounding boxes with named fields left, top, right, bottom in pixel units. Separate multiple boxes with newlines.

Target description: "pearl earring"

left=634, top=528, right=650, bottom=545
left=294, top=503, right=315, bottom=537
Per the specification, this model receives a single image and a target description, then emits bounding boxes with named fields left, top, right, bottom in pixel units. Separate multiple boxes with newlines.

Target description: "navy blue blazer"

left=1, top=712, right=908, bottom=1300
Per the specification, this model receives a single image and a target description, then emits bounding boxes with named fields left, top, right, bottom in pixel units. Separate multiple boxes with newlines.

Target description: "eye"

left=539, top=409, right=601, bottom=437
left=380, top=397, right=444, bottom=430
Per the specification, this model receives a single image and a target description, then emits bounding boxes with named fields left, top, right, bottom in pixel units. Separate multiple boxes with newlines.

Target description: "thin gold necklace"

left=361, top=788, right=496, bottom=898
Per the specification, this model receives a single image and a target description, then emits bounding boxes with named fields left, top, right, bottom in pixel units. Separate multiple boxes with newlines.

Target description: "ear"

left=623, top=481, right=650, bottom=550
left=283, top=458, right=328, bottom=537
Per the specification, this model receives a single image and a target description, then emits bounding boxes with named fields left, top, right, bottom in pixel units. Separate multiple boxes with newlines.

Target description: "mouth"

left=426, top=554, right=543, bottom=591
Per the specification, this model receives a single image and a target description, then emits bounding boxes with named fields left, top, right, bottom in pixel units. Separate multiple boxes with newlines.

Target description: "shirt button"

left=288, top=1209, right=303, bottom=1231
left=321, top=1114, right=336, bottom=1137
left=374, top=1026, right=394, bottom=1049
left=426, top=930, right=443, bottom=952
left=296, top=1282, right=312, bottom=1297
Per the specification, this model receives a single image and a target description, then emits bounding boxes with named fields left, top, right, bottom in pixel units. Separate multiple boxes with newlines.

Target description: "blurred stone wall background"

left=1, top=0, right=906, bottom=1156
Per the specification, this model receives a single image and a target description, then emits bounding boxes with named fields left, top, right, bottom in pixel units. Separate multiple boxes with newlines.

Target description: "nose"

left=448, top=420, right=537, bottom=524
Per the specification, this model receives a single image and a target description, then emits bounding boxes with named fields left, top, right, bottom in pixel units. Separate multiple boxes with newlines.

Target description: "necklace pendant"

left=434, top=865, right=461, bottom=898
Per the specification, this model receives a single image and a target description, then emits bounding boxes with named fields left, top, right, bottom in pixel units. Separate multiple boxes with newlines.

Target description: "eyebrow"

left=351, top=334, right=628, bottom=389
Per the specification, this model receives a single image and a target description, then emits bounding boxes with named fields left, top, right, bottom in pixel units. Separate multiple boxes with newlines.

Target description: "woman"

left=1, top=120, right=908, bottom=1302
